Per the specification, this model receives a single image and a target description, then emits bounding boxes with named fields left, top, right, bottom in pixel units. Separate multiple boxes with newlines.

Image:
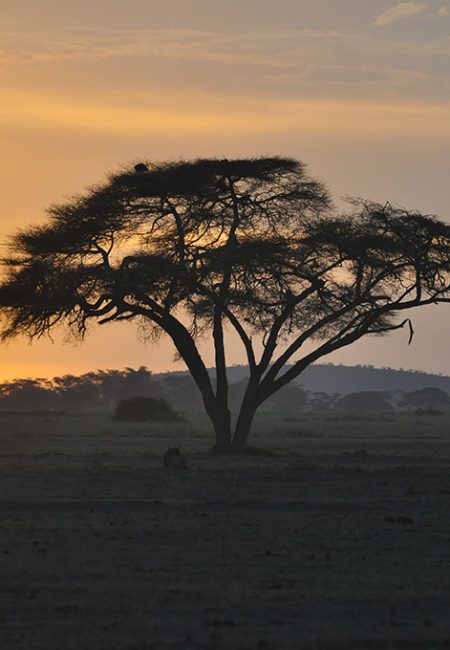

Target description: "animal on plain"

left=163, top=447, right=187, bottom=469
left=134, top=163, right=149, bottom=174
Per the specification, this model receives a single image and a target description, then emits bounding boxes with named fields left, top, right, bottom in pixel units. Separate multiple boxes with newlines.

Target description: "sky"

left=0, top=0, right=449, bottom=380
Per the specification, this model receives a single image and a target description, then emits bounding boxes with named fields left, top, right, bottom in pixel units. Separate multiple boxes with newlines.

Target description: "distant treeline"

left=0, top=365, right=449, bottom=414
left=0, top=367, right=162, bottom=413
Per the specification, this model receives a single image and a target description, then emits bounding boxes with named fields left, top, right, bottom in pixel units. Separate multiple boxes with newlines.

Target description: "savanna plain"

left=1, top=411, right=450, bottom=649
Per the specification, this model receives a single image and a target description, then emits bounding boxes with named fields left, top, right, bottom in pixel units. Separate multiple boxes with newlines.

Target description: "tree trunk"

left=160, top=315, right=232, bottom=452
left=207, top=402, right=232, bottom=453
left=232, top=399, right=258, bottom=452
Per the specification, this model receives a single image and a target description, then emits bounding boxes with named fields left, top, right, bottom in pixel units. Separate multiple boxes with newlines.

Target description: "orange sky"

left=1, top=0, right=449, bottom=380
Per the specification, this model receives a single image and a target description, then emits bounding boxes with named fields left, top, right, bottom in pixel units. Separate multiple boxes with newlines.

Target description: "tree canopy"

left=1, top=156, right=450, bottom=451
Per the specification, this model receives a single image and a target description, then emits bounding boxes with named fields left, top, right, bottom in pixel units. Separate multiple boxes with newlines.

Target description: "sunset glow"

left=1, top=0, right=449, bottom=380
left=2, top=90, right=450, bottom=138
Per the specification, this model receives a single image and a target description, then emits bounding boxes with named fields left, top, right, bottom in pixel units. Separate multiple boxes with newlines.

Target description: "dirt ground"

left=1, top=413, right=450, bottom=649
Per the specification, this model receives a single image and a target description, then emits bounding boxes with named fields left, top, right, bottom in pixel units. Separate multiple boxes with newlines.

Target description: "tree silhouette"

left=400, top=387, right=450, bottom=413
left=334, top=391, right=393, bottom=413
left=1, top=157, right=450, bottom=451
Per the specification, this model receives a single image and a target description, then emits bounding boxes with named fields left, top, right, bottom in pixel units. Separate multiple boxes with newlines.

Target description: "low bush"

left=113, top=396, right=182, bottom=422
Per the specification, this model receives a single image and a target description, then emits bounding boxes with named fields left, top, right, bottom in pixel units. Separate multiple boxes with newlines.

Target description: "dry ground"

left=1, top=412, right=450, bottom=649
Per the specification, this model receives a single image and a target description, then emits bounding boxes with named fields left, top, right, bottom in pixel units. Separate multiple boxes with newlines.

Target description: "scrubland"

left=1, top=411, right=450, bottom=649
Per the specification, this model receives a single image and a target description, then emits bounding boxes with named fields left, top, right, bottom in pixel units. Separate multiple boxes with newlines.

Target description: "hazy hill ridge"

left=161, top=364, right=450, bottom=396
left=290, top=364, right=450, bottom=395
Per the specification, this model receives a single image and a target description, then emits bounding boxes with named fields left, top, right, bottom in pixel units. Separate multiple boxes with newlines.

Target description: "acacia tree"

left=1, top=157, right=450, bottom=452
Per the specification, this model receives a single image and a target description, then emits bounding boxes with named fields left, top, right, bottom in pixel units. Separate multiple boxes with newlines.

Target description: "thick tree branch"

left=223, top=307, right=257, bottom=372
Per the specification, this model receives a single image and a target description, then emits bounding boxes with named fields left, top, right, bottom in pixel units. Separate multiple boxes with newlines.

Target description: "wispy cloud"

left=1, top=27, right=327, bottom=68
left=374, top=2, right=428, bottom=27
left=0, top=28, right=215, bottom=65
left=1, top=89, right=449, bottom=138
left=0, top=25, right=448, bottom=105
left=265, top=64, right=431, bottom=86
left=0, top=26, right=448, bottom=67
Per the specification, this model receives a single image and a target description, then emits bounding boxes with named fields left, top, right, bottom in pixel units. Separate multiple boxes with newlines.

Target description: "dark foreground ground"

left=1, top=412, right=450, bottom=649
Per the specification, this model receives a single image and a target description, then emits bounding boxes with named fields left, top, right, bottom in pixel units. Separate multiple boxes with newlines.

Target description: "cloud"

left=0, top=25, right=447, bottom=69
left=0, top=28, right=353, bottom=69
left=302, top=65, right=387, bottom=83
left=1, top=26, right=315, bottom=67
left=0, top=25, right=448, bottom=105
left=438, top=5, right=450, bottom=16
left=265, top=64, right=431, bottom=85
left=374, top=2, right=428, bottom=27
left=0, top=28, right=212, bottom=65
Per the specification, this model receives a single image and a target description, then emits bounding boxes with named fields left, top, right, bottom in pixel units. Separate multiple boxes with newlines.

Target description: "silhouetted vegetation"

left=334, top=391, right=393, bottom=413
left=113, top=396, right=182, bottom=422
left=0, top=367, right=161, bottom=412
left=399, top=387, right=450, bottom=414
left=1, top=156, right=450, bottom=451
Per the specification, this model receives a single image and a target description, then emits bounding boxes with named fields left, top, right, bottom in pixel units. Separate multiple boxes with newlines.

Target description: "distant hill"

left=290, top=364, right=450, bottom=395
left=157, top=363, right=450, bottom=396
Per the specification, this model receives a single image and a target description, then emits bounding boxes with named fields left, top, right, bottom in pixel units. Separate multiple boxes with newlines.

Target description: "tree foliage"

left=400, top=387, right=450, bottom=413
left=1, top=157, right=450, bottom=451
left=334, top=391, right=393, bottom=413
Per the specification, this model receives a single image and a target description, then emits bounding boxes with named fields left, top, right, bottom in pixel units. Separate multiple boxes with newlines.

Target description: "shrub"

left=113, top=396, right=182, bottom=422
